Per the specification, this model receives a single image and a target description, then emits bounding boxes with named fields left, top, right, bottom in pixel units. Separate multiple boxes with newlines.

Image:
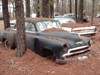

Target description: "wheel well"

left=42, top=48, right=54, bottom=57
left=1, top=38, right=6, bottom=42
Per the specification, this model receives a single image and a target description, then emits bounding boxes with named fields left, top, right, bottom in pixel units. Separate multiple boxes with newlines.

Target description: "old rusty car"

left=54, top=18, right=97, bottom=36
left=0, top=18, right=92, bottom=64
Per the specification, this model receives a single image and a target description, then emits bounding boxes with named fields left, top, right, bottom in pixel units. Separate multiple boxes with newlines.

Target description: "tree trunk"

left=49, top=0, right=54, bottom=18
left=15, top=0, right=26, bottom=57
left=36, top=0, right=40, bottom=17
left=69, top=0, right=72, bottom=13
left=56, top=0, right=59, bottom=14
left=78, top=0, right=84, bottom=23
left=91, top=0, right=95, bottom=25
left=42, top=0, right=49, bottom=17
left=12, top=0, right=15, bottom=18
left=26, top=0, right=30, bottom=17
left=61, top=0, right=64, bottom=15
left=2, top=0, right=10, bottom=29
left=75, top=0, right=78, bottom=22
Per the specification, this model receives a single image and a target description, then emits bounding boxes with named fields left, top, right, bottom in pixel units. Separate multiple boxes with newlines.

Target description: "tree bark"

left=61, top=0, right=64, bottom=15
left=36, top=0, right=40, bottom=17
left=75, top=0, right=78, bottom=22
left=12, top=0, right=15, bottom=18
left=15, top=0, right=26, bottom=57
left=78, top=0, right=84, bottom=23
left=49, top=0, right=54, bottom=18
left=26, top=0, right=30, bottom=17
left=2, top=0, right=10, bottom=29
left=56, top=0, right=59, bottom=14
left=69, top=0, right=72, bottom=13
left=91, top=0, right=95, bottom=25
left=42, top=0, right=49, bottom=17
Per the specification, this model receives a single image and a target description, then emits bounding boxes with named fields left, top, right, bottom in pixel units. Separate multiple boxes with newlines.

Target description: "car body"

left=63, top=13, right=88, bottom=22
left=54, top=15, right=63, bottom=18
left=0, top=15, right=3, bottom=20
left=54, top=18, right=76, bottom=24
left=31, top=13, right=36, bottom=18
left=62, top=23, right=97, bottom=36
left=63, top=13, right=75, bottom=19
left=54, top=14, right=76, bottom=24
left=10, top=20, right=16, bottom=28
left=54, top=18, right=97, bottom=36
left=1, top=18, right=92, bottom=64
left=96, top=13, right=100, bottom=18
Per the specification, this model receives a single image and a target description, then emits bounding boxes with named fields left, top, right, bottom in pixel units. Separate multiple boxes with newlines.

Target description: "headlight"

left=76, top=41, right=85, bottom=46
left=89, top=40, right=93, bottom=45
left=63, top=44, right=68, bottom=53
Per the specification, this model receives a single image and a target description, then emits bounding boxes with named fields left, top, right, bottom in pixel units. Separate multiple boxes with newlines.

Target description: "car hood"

left=37, top=31, right=81, bottom=43
left=37, top=30, right=86, bottom=48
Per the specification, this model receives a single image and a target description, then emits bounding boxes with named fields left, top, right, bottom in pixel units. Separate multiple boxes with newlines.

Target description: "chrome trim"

left=77, top=32, right=97, bottom=35
left=62, top=45, right=90, bottom=57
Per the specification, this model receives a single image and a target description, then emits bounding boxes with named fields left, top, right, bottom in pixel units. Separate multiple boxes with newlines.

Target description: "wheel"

left=4, top=40, right=11, bottom=49
left=4, top=39, right=16, bottom=50
left=55, top=58, right=68, bottom=65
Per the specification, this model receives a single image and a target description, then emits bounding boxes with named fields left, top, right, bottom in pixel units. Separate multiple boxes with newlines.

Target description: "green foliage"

left=37, top=1, right=42, bottom=12
left=8, top=0, right=13, bottom=3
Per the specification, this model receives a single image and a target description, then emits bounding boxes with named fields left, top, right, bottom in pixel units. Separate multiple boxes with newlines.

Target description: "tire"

left=4, top=39, right=16, bottom=50
left=55, top=58, right=68, bottom=65
left=4, top=40, right=11, bottom=49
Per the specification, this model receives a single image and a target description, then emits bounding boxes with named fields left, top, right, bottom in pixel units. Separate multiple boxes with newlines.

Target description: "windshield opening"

left=36, top=20, right=61, bottom=32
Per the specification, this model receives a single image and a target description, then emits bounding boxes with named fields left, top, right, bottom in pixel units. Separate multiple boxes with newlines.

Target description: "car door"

left=25, top=22, right=37, bottom=51
left=25, top=22, right=36, bottom=35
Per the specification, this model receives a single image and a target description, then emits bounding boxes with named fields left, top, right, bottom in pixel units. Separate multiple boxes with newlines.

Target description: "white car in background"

left=10, top=20, right=16, bottom=28
left=54, top=18, right=97, bottom=36
left=63, top=13, right=75, bottom=19
left=69, top=25, right=96, bottom=36
left=54, top=18, right=76, bottom=24
left=96, top=13, right=100, bottom=18
left=71, top=26, right=96, bottom=36
left=31, top=13, right=36, bottom=18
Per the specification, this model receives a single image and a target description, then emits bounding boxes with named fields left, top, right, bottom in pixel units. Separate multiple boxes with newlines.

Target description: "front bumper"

left=72, top=27, right=97, bottom=36
left=77, top=32, right=97, bottom=35
left=62, top=45, right=90, bottom=57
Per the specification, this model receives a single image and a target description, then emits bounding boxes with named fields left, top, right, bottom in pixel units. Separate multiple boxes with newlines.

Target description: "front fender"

left=33, top=36, right=67, bottom=58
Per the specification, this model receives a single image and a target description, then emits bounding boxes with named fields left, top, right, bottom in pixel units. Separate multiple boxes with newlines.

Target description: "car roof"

left=25, top=18, right=55, bottom=23
left=10, top=18, right=55, bottom=23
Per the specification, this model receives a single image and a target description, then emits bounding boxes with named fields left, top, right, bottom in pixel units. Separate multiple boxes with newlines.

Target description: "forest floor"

left=0, top=18, right=100, bottom=75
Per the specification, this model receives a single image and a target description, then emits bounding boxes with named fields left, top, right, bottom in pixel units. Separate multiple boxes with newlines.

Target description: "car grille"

left=70, top=47, right=89, bottom=53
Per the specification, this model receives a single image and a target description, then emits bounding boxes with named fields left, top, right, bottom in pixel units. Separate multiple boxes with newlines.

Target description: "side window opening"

left=25, top=22, right=35, bottom=32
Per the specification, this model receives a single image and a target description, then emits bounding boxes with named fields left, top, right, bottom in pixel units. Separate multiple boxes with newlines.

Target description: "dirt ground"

left=0, top=19, right=100, bottom=75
